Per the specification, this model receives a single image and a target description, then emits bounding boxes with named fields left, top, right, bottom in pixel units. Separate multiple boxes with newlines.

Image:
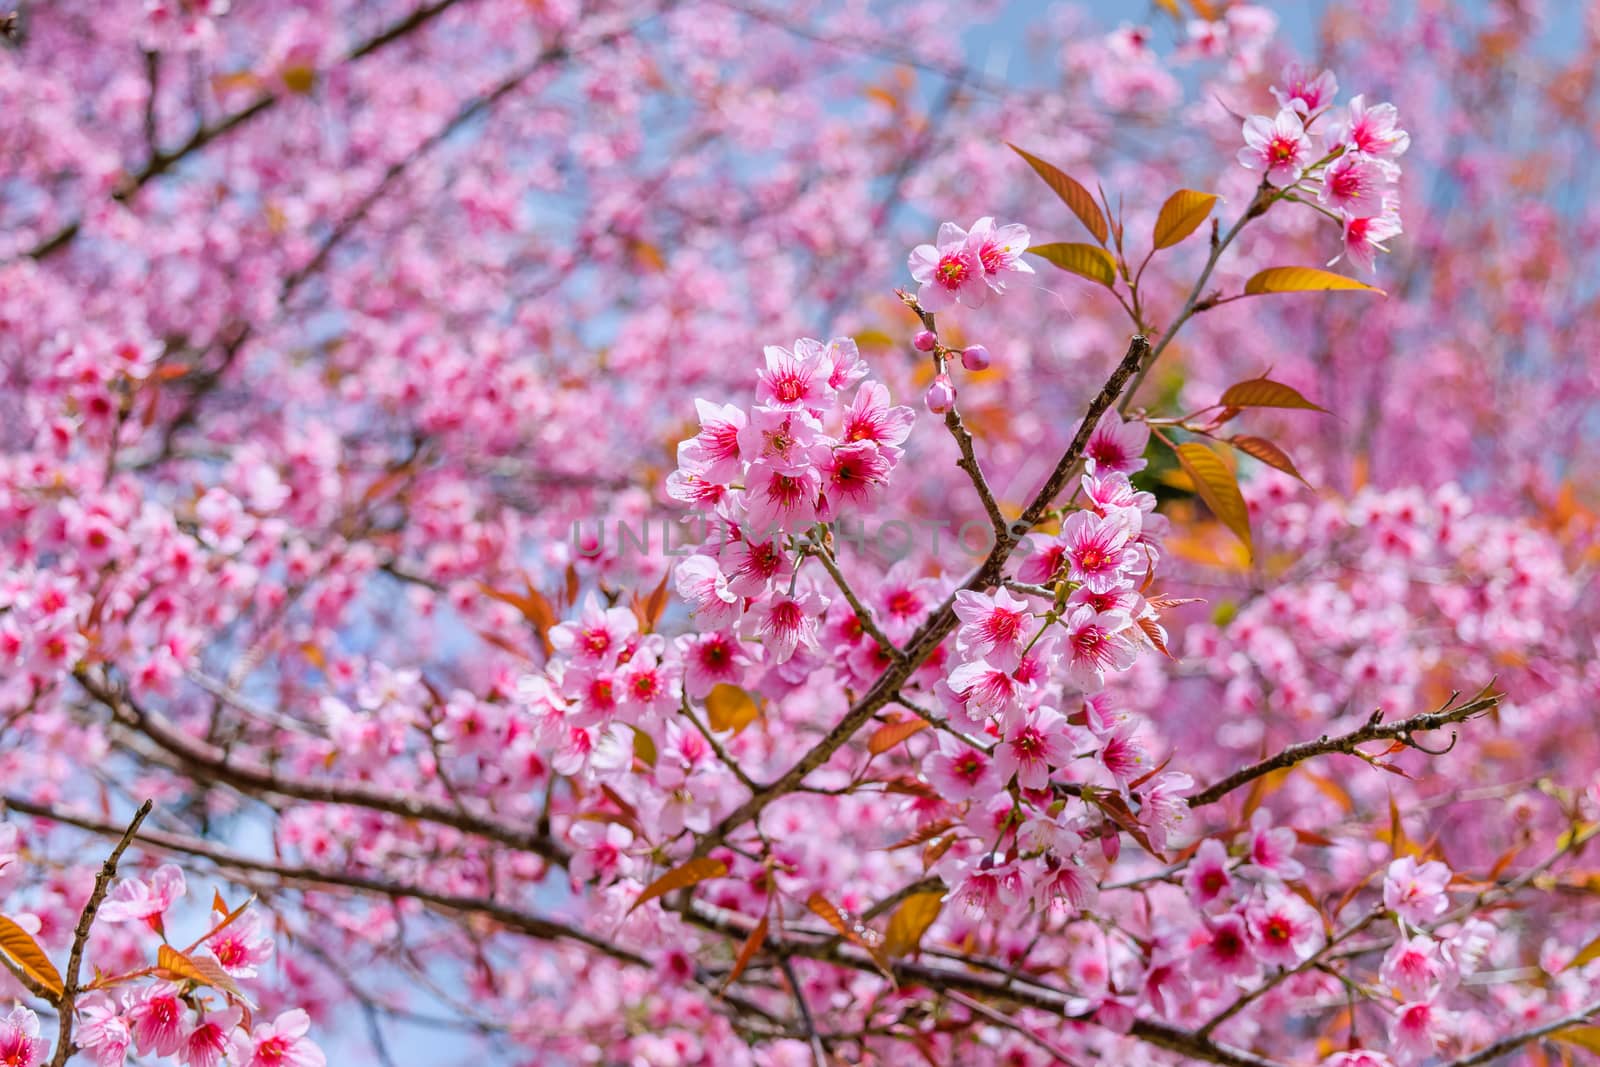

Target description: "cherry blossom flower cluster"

left=1238, top=65, right=1409, bottom=272
left=1, top=1, right=1598, bottom=1064
left=0, top=851, right=320, bottom=1067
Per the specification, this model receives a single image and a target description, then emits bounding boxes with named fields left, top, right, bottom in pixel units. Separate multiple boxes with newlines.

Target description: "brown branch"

left=23, top=0, right=472, bottom=261
left=1185, top=688, right=1500, bottom=809
left=74, top=669, right=570, bottom=866
left=1442, top=1001, right=1600, bottom=1066
left=279, top=8, right=667, bottom=301
left=688, top=334, right=1149, bottom=859
left=50, top=799, right=152, bottom=1067
left=1, top=795, right=633, bottom=966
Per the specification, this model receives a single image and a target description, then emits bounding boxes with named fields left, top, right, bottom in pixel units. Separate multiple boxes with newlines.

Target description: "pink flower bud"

left=960, top=344, right=991, bottom=371
left=912, top=330, right=938, bottom=352
left=924, top=374, right=956, bottom=414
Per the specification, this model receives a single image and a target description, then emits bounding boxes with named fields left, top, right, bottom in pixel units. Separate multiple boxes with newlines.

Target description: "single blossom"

left=1271, top=63, right=1338, bottom=114
left=908, top=222, right=988, bottom=311
left=1238, top=108, right=1313, bottom=187
left=953, top=587, right=1035, bottom=671
left=966, top=216, right=1034, bottom=292
left=1333, top=202, right=1403, bottom=273
left=232, top=1010, right=325, bottom=1067
left=100, top=863, right=187, bottom=927
left=1084, top=414, right=1151, bottom=475
left=1384, top=856, right=1452, bottom=925
left=992, top=705, right=1071, bottom=790
left=1318, top=151, right=1390, bottom=219
left=1334, top=94, right=1411, bottom=160
left=0, top=1007, right=46, bottom=1067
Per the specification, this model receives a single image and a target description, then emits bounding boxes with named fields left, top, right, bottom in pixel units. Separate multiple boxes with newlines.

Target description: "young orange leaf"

left=1006, top=145, right=1108, bottom=244
left=883, top=892, right=944, bottom=958
left=720, top=915, right=768, bottom=993
left=1242, top=266, right=1383, bottom=297
left=806, top=893, right=891, bottom=974
left=629, top=857, right=728, bottom=914
left=1553, top=1027, right=1600, bottom=1054
left=1028, top=242, right=1116, bottom=288
left=1567, top=935, right=1600, bottom=972
left=1217, top=377, right=1328, bottom=412
left=1173, top=442, right=1252, bottom=553
left=1230, top=435, right=1310, bottom=484
left=1152, top=189, right=1219, bottom=250
left=0, top=916, right=62, bottom=996
left=704, top=684, right=760, bottom=734
left=868, top=717, right=929, bottom=756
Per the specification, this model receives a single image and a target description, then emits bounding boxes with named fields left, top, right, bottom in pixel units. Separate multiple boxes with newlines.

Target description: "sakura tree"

left=2, top=1, right=1599, bottom=1065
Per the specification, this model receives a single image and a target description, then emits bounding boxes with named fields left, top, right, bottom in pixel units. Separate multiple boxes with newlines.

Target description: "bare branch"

left=51, top=799, right=152, bottom=1067
left=1185, top=688, right=1500, bottom=809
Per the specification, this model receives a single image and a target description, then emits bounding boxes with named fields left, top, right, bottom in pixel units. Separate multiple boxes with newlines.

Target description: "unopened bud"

left=924, top=374, right=956, bottom=414
left=960, top=344, right=991, bottom=371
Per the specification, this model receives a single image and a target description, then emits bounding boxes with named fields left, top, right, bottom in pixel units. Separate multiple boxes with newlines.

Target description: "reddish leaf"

left=1006, top=145, right=1108, bottom=243
left=1230, top=435, right=1310, bottom=484
left=868, top=717, right=929, bottom=756
left=1217, top=377, right=1328, bottom=413
left=881, top=820, right=956, bottom=852
left=629, top=858, right=728, bottom=914
left=720, top=915, right=768, bottom=993
left=1135, top=614, right=1172, bottom=658
left=806, top=893, right=890, bottom=975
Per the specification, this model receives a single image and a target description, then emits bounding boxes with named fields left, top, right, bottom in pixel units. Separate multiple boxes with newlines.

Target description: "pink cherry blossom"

left=99, top=863, right=187, bottom=926
left=0, top=1008, right=46, bottom=1067
left=966, top=216, right=1034, bottom=293
left=908, top=223, right=989, bottom=311
left=1239, top=108, right=1314, bottom=187
left=1385, top=856, right=1452, bottom=925
left=993, top=706, right=1071, bottom=790
left=233, top=1010, right=325, bottom=1067
left=1084, top=414, right=1151, bottom=475
left=1271, top=63, right=1338, bottom=114
left=1318, top=152, right=1391, bottom=219
left=1334, top=94, right=1411, bottom=159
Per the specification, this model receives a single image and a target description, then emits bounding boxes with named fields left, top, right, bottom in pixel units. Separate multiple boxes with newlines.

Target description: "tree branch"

left=687, top=334, right=1149, bottom=859
left=23, top=0, right=473, bottom=261
left=1185, top=687, right=1500, bottom=809
left=50, top=799, right=152, bottom=1067
left=74, top=669, right=570, bottom=866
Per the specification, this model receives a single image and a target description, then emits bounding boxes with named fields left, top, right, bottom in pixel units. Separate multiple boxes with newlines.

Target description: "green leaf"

left=1152, top=189, right=1218, bottom=250
left=1007, top=145, right=1108, bottom=244
left=883, top=892, right=944, bottom=958
left=1242, top=266, right=1384, bottom=296
left=1028, top=243, right=1116, bottom=288
left=1173, top=442, right=1251, bottom=554
left=629, top=858, right=728, bottom=914
left=1218, top=377, right=1329, bottom=413
left=1229, top=435, right=1309, bottom=484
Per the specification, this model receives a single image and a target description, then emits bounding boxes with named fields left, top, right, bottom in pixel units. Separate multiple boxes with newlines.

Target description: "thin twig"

left=51, top=799, right=153, bottom=1067
left=1185, top=688, right=1500, bottom=808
